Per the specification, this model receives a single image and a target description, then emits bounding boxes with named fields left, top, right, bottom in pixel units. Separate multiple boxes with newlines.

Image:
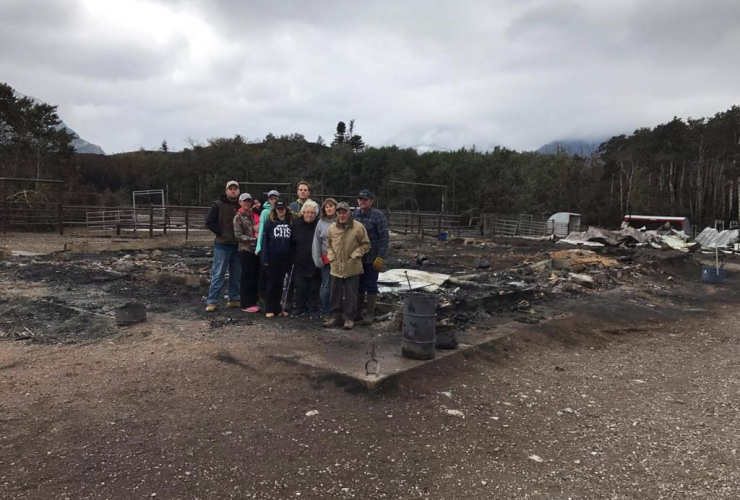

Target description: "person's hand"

left=372, top=257, right=384, bottom=272
left=321, top=254, right=330, bottom=265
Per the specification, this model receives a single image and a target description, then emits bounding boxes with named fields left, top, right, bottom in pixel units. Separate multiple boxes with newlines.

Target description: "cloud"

left=1, top=0, right=738, bottom=153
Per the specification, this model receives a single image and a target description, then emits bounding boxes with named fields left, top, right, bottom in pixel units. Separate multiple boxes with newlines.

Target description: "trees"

left=0, top=82, right=74, bottom=181
left=331, top=119, right=365, bottom=152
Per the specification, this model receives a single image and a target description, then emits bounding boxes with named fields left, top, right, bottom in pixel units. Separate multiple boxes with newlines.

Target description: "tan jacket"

left=327, top=217, right=371, bottom=278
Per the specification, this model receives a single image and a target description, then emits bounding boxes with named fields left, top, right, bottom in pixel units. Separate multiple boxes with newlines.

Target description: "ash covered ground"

left=2, top=233, right=740, bottom=499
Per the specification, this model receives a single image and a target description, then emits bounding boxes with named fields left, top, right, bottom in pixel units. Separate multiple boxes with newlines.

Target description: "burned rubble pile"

left=377, top=237, right=692, bottom=331
left=0, top=233, right=702, bottom=345
left=0, top=248, right=215, bottom=342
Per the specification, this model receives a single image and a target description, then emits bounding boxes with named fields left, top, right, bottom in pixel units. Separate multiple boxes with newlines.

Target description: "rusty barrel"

left=401, top=293, right=437, bottom=360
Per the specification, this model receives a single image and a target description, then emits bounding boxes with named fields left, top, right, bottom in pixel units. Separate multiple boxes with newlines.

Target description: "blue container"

left=702, top=266, right=726, bottom=283
left=438, top=232, right=448, bottom=242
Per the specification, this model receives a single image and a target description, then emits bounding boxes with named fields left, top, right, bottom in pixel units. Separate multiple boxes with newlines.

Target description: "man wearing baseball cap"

left=204, top=180, right=242, bottom=312
left=324, top=202, right=370, bottom=330
left=353, top=189, right=389, bottom=325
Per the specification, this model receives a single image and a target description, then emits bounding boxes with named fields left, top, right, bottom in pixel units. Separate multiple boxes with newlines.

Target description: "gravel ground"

left=1, top=297, right=738, bottom=499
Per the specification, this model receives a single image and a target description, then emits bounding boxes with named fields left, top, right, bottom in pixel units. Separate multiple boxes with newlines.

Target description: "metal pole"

left=149, top=205, right=154, bottom=238
left=2, top=178, right=8, bottom=234
left=58, top=180, right=64, bottom=235
left=185, top=208, right=189, bottom=241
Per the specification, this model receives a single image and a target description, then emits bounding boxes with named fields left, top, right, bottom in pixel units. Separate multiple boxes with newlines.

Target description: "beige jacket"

left=327, top=217, right=371, bottom=278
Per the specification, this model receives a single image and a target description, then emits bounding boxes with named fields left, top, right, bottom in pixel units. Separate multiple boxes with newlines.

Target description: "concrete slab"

left=267, top=320, right=528, bottom=390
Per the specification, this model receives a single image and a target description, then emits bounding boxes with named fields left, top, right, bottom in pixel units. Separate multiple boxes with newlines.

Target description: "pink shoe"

left=243, top=305, right=260, bottom=313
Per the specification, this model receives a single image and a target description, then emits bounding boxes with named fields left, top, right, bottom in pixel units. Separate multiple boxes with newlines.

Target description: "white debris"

left=446, top=409, right=465, bottom=418
left=528, top=455, right=544, bottom=463
left=439, top=391, right=452, bottom=398
left=305, top=410, right=319, bottom=417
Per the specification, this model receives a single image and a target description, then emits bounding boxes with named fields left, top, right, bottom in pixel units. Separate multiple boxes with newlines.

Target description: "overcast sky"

left=2, top=0, right=739, bottom=154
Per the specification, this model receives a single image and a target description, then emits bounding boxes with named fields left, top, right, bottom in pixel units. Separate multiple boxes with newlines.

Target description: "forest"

left=2, top=82, right=739, bottom=228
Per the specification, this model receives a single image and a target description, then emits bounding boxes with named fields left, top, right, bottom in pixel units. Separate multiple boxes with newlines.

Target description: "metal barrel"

left=401, top=293, right=437, bottom=360
left=435, top=326, right=458, bottom=350
left=701, top=266, right=726, bottom=284
left=115, top=302, right=147, bottom=326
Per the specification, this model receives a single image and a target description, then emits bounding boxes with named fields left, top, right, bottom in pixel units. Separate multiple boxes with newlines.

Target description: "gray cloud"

left=1, top=0, right=738, bottom=153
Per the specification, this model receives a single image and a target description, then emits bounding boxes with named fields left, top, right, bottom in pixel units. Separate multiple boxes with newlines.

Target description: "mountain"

left=15, top=91, right=105, bottom=155
left=58, top=121, right=106, bottom=155
left=536, top=138, right=609, bottom=156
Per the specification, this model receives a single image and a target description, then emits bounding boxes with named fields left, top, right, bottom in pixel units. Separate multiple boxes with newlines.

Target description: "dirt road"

left=2, top=293, right=739, bottom=499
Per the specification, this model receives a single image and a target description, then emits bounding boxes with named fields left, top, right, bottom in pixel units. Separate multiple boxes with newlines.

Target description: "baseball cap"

left=238, top=193, right=253, bottom=201
left=358, top=189, right=374, bottom=199
left=274, top=200, right=287, bottom=209
left=267, top=190, right=280, bottom=198
left=226, top=180, right=240, bottom=189
left=336, top=202, right=350, bottom=211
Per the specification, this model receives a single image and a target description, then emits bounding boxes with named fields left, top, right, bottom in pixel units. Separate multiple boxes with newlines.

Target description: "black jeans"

left=294, top=270, right=321, bottom=314
left=265, top=258, right=291, bottom=314
left=238, top=251, right=260, bottom=308
left=330, top=274, right=360, bottom=320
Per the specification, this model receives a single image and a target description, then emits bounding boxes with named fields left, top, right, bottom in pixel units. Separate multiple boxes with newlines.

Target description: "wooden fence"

left=1, top=203, right=211, bottom=239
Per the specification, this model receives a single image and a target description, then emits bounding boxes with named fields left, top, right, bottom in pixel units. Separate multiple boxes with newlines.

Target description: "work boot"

left=362, top=295, right=377, bottom=326
left=355, top=291, right=365, bottom=321
left=205, top=303, right=218, bottom=313
left=343, top=319, right=355, bottom=330
left=227, top=300, right=240, bottom=308
left=323, top=316, right=341, bottom=328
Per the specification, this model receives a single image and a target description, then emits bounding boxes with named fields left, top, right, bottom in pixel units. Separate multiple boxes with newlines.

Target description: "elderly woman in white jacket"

left=311, top=198, right=338, bottom=316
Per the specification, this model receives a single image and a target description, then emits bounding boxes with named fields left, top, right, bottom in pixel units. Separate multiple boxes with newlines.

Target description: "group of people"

left=204, top=180, right=389, bottom=330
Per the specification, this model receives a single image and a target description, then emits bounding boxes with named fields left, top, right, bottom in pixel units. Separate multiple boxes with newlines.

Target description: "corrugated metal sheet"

left=695, top=227, right=739, bottom=248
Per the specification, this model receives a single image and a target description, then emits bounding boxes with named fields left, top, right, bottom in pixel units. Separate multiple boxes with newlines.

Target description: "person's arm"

left=260, top=220, right=271, bottom=264
left=233, top=215, right=246, bottom=242
left=377, top=212, right=389, bottom=259
left=352, top=226, right=371, bottom=259
left=205, top=203, right=220, bottom=236
left=255, top=209, right=267, bottom=254
left=326, top=227, right=337, bottom=263
left=312, top=224, right=324, bottom=268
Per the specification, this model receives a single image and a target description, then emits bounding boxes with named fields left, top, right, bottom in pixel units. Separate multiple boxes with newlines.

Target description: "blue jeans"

left=207, top=244, right=241, bottom=305
left=320, top=266, right=332, bottom=314
left=359, top=262, right=379, bottom=295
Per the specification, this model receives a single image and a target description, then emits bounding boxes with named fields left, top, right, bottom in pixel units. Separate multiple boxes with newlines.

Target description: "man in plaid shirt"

left=353, top=189, right=389, bottom=325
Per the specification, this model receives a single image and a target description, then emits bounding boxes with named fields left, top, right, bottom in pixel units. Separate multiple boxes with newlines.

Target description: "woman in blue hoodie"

left=260, top=200, right=293, bottom=318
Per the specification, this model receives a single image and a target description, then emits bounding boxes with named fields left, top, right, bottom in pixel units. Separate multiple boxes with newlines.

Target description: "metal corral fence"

left=1, top=203, right=211, bottom=239
left=481, top=214, right=581, bottom=238
left=382, top=210, right=481, bottom=239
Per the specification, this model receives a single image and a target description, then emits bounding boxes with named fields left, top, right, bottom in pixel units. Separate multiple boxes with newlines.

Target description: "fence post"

left=2, top=178, right=7, bottom=234
left=163, top=207, right=167, bottom=236
left=58, top=203, right=63, bottom=235
left=149, top=206, right=154, bottom=238
left=185, top=208, right=189, bottom=241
